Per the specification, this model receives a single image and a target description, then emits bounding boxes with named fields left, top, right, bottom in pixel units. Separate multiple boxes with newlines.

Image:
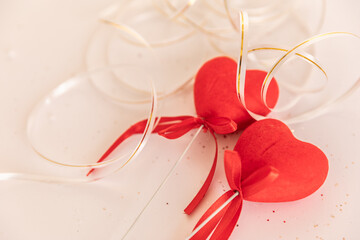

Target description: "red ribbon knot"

left=157, top=116, right=237, bottom=139
left=87, top=115, right=237, bottom=215
left=189, top=150, right=279, bottom=240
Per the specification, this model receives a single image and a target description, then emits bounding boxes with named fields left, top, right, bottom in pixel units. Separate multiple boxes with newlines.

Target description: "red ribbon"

left=190, top=150, right=279, bottom=240
left=87, top=116, right=237, bottom=215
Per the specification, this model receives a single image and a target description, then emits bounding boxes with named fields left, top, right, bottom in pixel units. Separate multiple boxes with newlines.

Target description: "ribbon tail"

left=210, top=195, right=243, bottom=240
left=87, top=116, right=194, bottom=176
left=158, top=118, right=201, bottom=139
left=224, top=150, right=242, bottom=191
left=190, top=190, right=234, bottom=240
left=184, top=130, right=218, bottom=215
left=86, top=119, right=149, bottom=176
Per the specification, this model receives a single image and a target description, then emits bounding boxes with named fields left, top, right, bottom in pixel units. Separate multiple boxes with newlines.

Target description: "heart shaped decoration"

left=194, top=56, right=279, bottom=129
left=234, top=118, right=328, bottom=202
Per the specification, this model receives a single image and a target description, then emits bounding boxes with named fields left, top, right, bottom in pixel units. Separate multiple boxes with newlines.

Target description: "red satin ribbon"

left=190, top=150, right=279, bottom=240
left=87, top=116, right=237, bottom=215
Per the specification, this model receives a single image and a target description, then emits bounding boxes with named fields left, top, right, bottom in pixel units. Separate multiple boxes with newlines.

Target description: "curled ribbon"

left=189, top=150, right=279, bottom=240
left=88, top=115, right=237, bottom=214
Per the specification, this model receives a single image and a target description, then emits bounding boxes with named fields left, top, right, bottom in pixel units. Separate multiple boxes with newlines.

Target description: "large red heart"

left=234, top=119, right=328, bottom=202
left=194, top=56, right=279, bottom=129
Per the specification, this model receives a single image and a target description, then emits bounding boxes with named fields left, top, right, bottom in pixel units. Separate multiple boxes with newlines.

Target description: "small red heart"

left=234, top=119, right=329, bottom=202
left=194, top=56, right=279, bottom=129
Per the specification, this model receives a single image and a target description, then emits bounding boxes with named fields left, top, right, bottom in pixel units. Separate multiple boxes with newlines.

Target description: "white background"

left=1, top=0, right=360, bottom=239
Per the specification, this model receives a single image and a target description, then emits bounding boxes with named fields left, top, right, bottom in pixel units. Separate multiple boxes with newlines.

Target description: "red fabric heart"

left=194, top=56, right=279, bottom=129
left=190, top=118, right=329, bottom=239
left=91, top=57, right=281, bottom=215
left=235, top=119, right=329, bottom=202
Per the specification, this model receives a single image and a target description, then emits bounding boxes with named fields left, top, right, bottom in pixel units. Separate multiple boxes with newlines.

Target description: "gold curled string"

left=236, top=11, right=249, bottom=113
left=160, top=0, right=288, bottom=45
left=97, top=4, right=197, bottom=102
left=100, top=18, right=155, bottom=97
left=9, top=79, right=156, bottom=183
left=97, top=0, right=196, bottom=48
left=291, top=0, right=327, bottom=35
left=97, top=18, right=194, bottom=103
left=95, top=2, right=204, bottom=104
left=169, top=0, right=198, bottom=20
left=261, top=32, right=360, bottom=109
left=224, top=0, right=290, bottom=31
left=100, top=76, right=194, bottom=105
left=0, top=173, right=91, bottom=183
left=248, top=47, right=328, bottom=113
left=27, top=68, right=157, bottom=172
left=97, top=0, right=325, bottom=104
left=315, top=0, right=327, bottom=34
left=101, top=18, right=194, bottom=48
left=248, top=47, right=328, bottom=112
left=260, top=32, right=360, bottom=123
left=223, top=0, right=327, bottom=48
left=223, top=0, right=238, bottom=30
left=90, top=19, right=159, bottom=103
left=113, top=88, right=157, bottom=173
left=211, top=0, right=309, bottom=56
left=249, top=47, right=326, bottom=77
left=249, top=47, right=328, bottom=94
left=236, top=17, right=360, bottom=123
left=203, top=0, right=228, bottom=17
left=158, top=0, right=239, bottom=40
left=100, top=19, right=152, bottom=48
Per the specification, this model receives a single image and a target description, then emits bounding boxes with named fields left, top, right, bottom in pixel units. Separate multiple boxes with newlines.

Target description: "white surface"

left=1, top=0, right=360, bottom=239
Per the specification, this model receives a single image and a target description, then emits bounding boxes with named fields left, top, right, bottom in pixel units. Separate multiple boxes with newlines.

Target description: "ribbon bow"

left=87, top=115, right=237, bottom=214
left=189, top=150, right=279, bottom=240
